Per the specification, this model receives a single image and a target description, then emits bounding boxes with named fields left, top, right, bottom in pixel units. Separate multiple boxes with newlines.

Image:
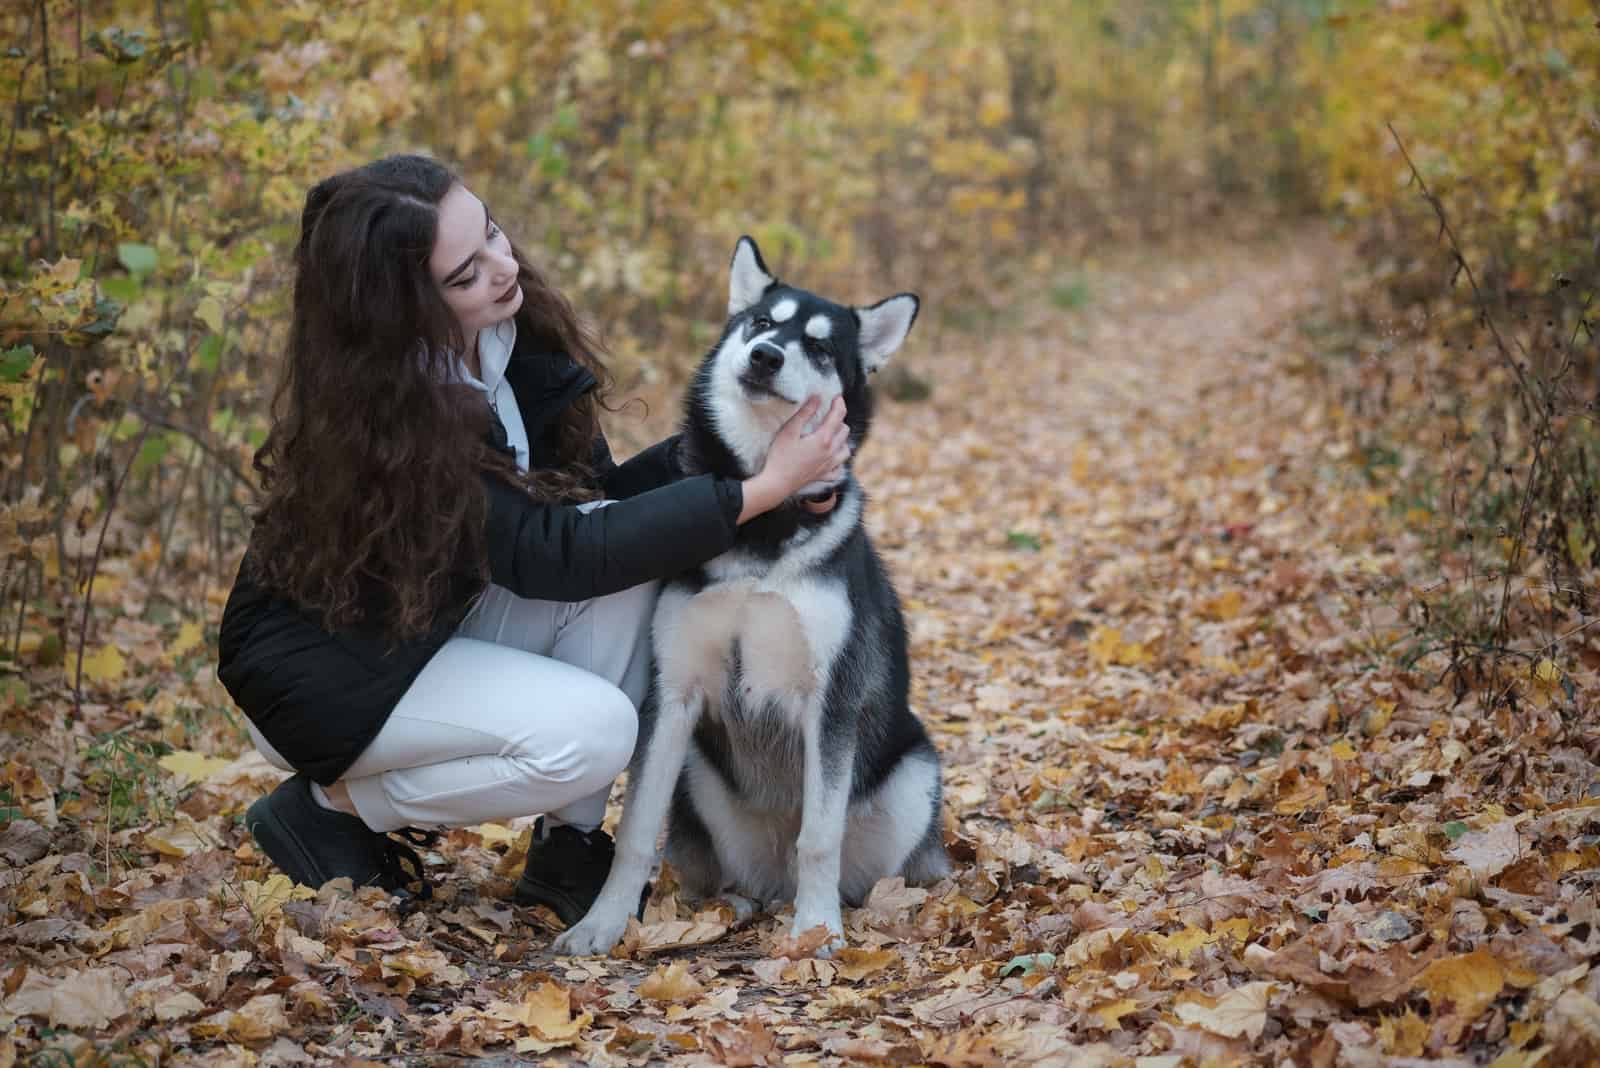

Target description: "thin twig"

left=73, top=423, right=152, bottom=715
left=124, top=403, right=257, bottom=491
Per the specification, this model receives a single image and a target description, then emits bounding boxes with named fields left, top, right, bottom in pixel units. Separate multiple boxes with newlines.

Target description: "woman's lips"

left=494, top=281, right=520, bottom=304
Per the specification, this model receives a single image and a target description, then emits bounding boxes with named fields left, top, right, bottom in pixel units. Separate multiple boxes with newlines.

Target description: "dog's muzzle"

left=748, top=340, right=785, bottom=376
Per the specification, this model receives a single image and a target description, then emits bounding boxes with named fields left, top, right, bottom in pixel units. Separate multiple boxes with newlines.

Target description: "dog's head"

left=691, top=235, right=919, bottom=484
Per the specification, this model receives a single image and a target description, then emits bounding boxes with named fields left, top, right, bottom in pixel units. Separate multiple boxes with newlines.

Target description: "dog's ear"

left=729, top=236, right=776, bottom=317
left=855, top=294, right=920, bottom=373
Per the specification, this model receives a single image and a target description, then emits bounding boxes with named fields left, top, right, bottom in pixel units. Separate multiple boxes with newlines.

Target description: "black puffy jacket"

left=217, top=339, right=740, bottom=784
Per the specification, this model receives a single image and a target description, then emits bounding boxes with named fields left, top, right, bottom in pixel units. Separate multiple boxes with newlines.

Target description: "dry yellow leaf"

left=1198, top=589, right=1245, bottom=621
left=80, top=644, right=125, bottom=685
left=491, top=981, right=588, bottom=1044
left=472, top=821, right=522, bottom=847
left=1088, top=626, right=1133, bottom=666
left=1417, top=948, right=1503, bottom=1024
left=240, top=874, right=312, bottom=920
left=144, top=822, right=209, bottom=858
left=1152, top=926, right=1214, bottom=960
left=1378, top=1008, right=1429, bottom=1055
left=627, top=912, right=730, bottom=954
left=157, top=750, right=234, bottom=783
left=1173, top=980, right=1275, bottom=1040
left=833, top=946, right=898, bottom=982
left=639, top=962, right=706, bottom=1004
left=168, top=620, right=203, bottom=659
left=1092, top=997, right=1139, bottom=1029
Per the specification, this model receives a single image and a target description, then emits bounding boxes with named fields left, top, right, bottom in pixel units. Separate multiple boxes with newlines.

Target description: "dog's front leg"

left=552, top=691, right=700, bottom=956
left=790, top=705, right=855, bottom=955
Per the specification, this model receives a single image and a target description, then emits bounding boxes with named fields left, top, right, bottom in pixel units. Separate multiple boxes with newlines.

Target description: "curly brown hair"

left=249, top=154, right=611, bottom=638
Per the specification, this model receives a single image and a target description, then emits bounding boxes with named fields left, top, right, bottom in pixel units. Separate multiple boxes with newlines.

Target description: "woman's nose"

left=490, top=250, right=518, bottom=283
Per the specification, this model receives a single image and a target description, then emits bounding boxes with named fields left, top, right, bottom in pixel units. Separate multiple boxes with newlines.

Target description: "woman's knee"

left=581, top=684, right=639, bottom=782
left=508, top=681, right=637, bottom=792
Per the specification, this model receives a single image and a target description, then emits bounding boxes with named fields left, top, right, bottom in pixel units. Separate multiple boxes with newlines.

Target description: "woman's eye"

left=457, top=274, right=478, bottom=289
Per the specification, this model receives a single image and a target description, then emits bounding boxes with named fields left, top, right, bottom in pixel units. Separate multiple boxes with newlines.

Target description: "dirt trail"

left=864, top=227, right=1361, bottom=742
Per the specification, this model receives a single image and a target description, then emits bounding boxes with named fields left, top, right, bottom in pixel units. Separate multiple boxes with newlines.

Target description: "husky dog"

left=553, top=237, right=950, bottom=956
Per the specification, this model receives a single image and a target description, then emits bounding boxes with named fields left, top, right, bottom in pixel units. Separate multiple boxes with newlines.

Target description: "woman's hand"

left=738, top=396, right=849, bottom=523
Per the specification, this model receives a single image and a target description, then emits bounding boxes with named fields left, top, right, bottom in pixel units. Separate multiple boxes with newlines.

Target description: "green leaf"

left=100, top=275, right=142, bottom=303
left=999, top=952, right=1056, bottom=978
left=0, top=345, right=37, bottom=384
left=132, top=433, right=171, bottom=477
left=193, top=333, right=223, bottom=372
left=1006, top=531, right=1043, bottom=551
left=1443, top=821, right=1470, bottom=841
left=118, top=242, right=158, bottom=276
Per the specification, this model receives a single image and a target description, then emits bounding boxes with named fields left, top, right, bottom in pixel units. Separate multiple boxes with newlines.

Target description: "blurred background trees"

left=1, top=0, right=1596, bottom=688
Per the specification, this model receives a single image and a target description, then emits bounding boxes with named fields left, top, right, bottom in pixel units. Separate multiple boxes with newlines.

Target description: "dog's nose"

left=749, top=341, right=785, bottom=376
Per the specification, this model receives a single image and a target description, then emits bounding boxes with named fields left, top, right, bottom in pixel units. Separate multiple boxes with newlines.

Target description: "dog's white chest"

left=653, top=570, right=853, bottom=717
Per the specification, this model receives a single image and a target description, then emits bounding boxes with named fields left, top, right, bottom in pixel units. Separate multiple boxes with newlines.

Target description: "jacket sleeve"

left=599, top=433, right=684, bottom=499
left=482, top=471, right=742, bottom=602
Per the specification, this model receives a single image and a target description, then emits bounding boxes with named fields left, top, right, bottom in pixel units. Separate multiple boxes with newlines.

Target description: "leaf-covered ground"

left=5, top=228, right=1600, bottom=1066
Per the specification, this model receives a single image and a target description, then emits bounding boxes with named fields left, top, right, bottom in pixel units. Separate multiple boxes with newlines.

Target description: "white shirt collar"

left=457, top=318, right=517, bottom=394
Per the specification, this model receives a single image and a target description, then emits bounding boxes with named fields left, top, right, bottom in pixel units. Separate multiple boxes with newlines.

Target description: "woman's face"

left=429, top=183, right=523, bottom=341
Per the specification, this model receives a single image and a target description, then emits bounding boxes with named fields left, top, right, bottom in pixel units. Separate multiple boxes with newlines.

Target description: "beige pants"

left=249, top=572, right=659, bottom=833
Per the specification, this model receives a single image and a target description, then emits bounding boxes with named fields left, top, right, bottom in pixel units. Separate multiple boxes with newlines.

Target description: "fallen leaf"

left=1092, top=997, right=1139, bottom=1029
left=80, top=644, right=126, bottom=686
left=3, top=967, right=129, bottom=1029
left=1447, top=818, right=1524, bottom=880
left=639, top=962, right=706, bottom=1004
left=832, top=946, right=898, bottom=982
left=1417, top=948, right=1504, bottom=1039
left=157, top=749, right=234, bottom=784
left=1174, top=981, right=1275, bottom=1040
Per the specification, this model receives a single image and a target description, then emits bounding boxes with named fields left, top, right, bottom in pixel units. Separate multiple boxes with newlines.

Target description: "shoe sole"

left=513, top=877, right=651, bottom=926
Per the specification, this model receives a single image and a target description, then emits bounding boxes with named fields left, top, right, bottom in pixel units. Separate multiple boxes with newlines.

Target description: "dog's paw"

left=723, top=893, right=761, bottom=924
left=551, top=908, right=630, bottom=957
left=789, top=907, right=845, bottom=958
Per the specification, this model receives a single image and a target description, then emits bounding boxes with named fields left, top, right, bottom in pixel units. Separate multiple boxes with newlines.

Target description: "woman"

left=218, top=154, right=848, bottom=924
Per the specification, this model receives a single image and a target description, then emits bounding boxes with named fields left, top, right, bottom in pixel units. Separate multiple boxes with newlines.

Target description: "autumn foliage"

left=3, top=2, right=1600, bottom=1066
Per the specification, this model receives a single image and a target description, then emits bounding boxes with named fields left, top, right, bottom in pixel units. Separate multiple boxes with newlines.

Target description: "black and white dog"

left=553, top=237, right=950, bottom=956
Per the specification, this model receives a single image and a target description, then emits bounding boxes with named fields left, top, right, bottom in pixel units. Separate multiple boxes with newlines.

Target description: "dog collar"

left=799, top=490, right=839, bottom=516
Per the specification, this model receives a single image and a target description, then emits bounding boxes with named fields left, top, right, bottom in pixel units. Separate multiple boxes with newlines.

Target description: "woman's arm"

left=594, top=432, right=683, bottom=499
left=485, top=395, right=848, bottom=601
left=482, top=472, right=741, bottom=602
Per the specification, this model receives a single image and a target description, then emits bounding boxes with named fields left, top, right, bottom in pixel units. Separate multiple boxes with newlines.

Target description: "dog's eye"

left=805, top=337, right=832, bottom=356
left=750, top=316, right=773, bottom=333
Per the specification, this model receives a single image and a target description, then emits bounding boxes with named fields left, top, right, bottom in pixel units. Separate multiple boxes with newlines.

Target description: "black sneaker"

left=512, top=817, right=647, bottom=926
left=245, top=775, right=434, bottom=899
